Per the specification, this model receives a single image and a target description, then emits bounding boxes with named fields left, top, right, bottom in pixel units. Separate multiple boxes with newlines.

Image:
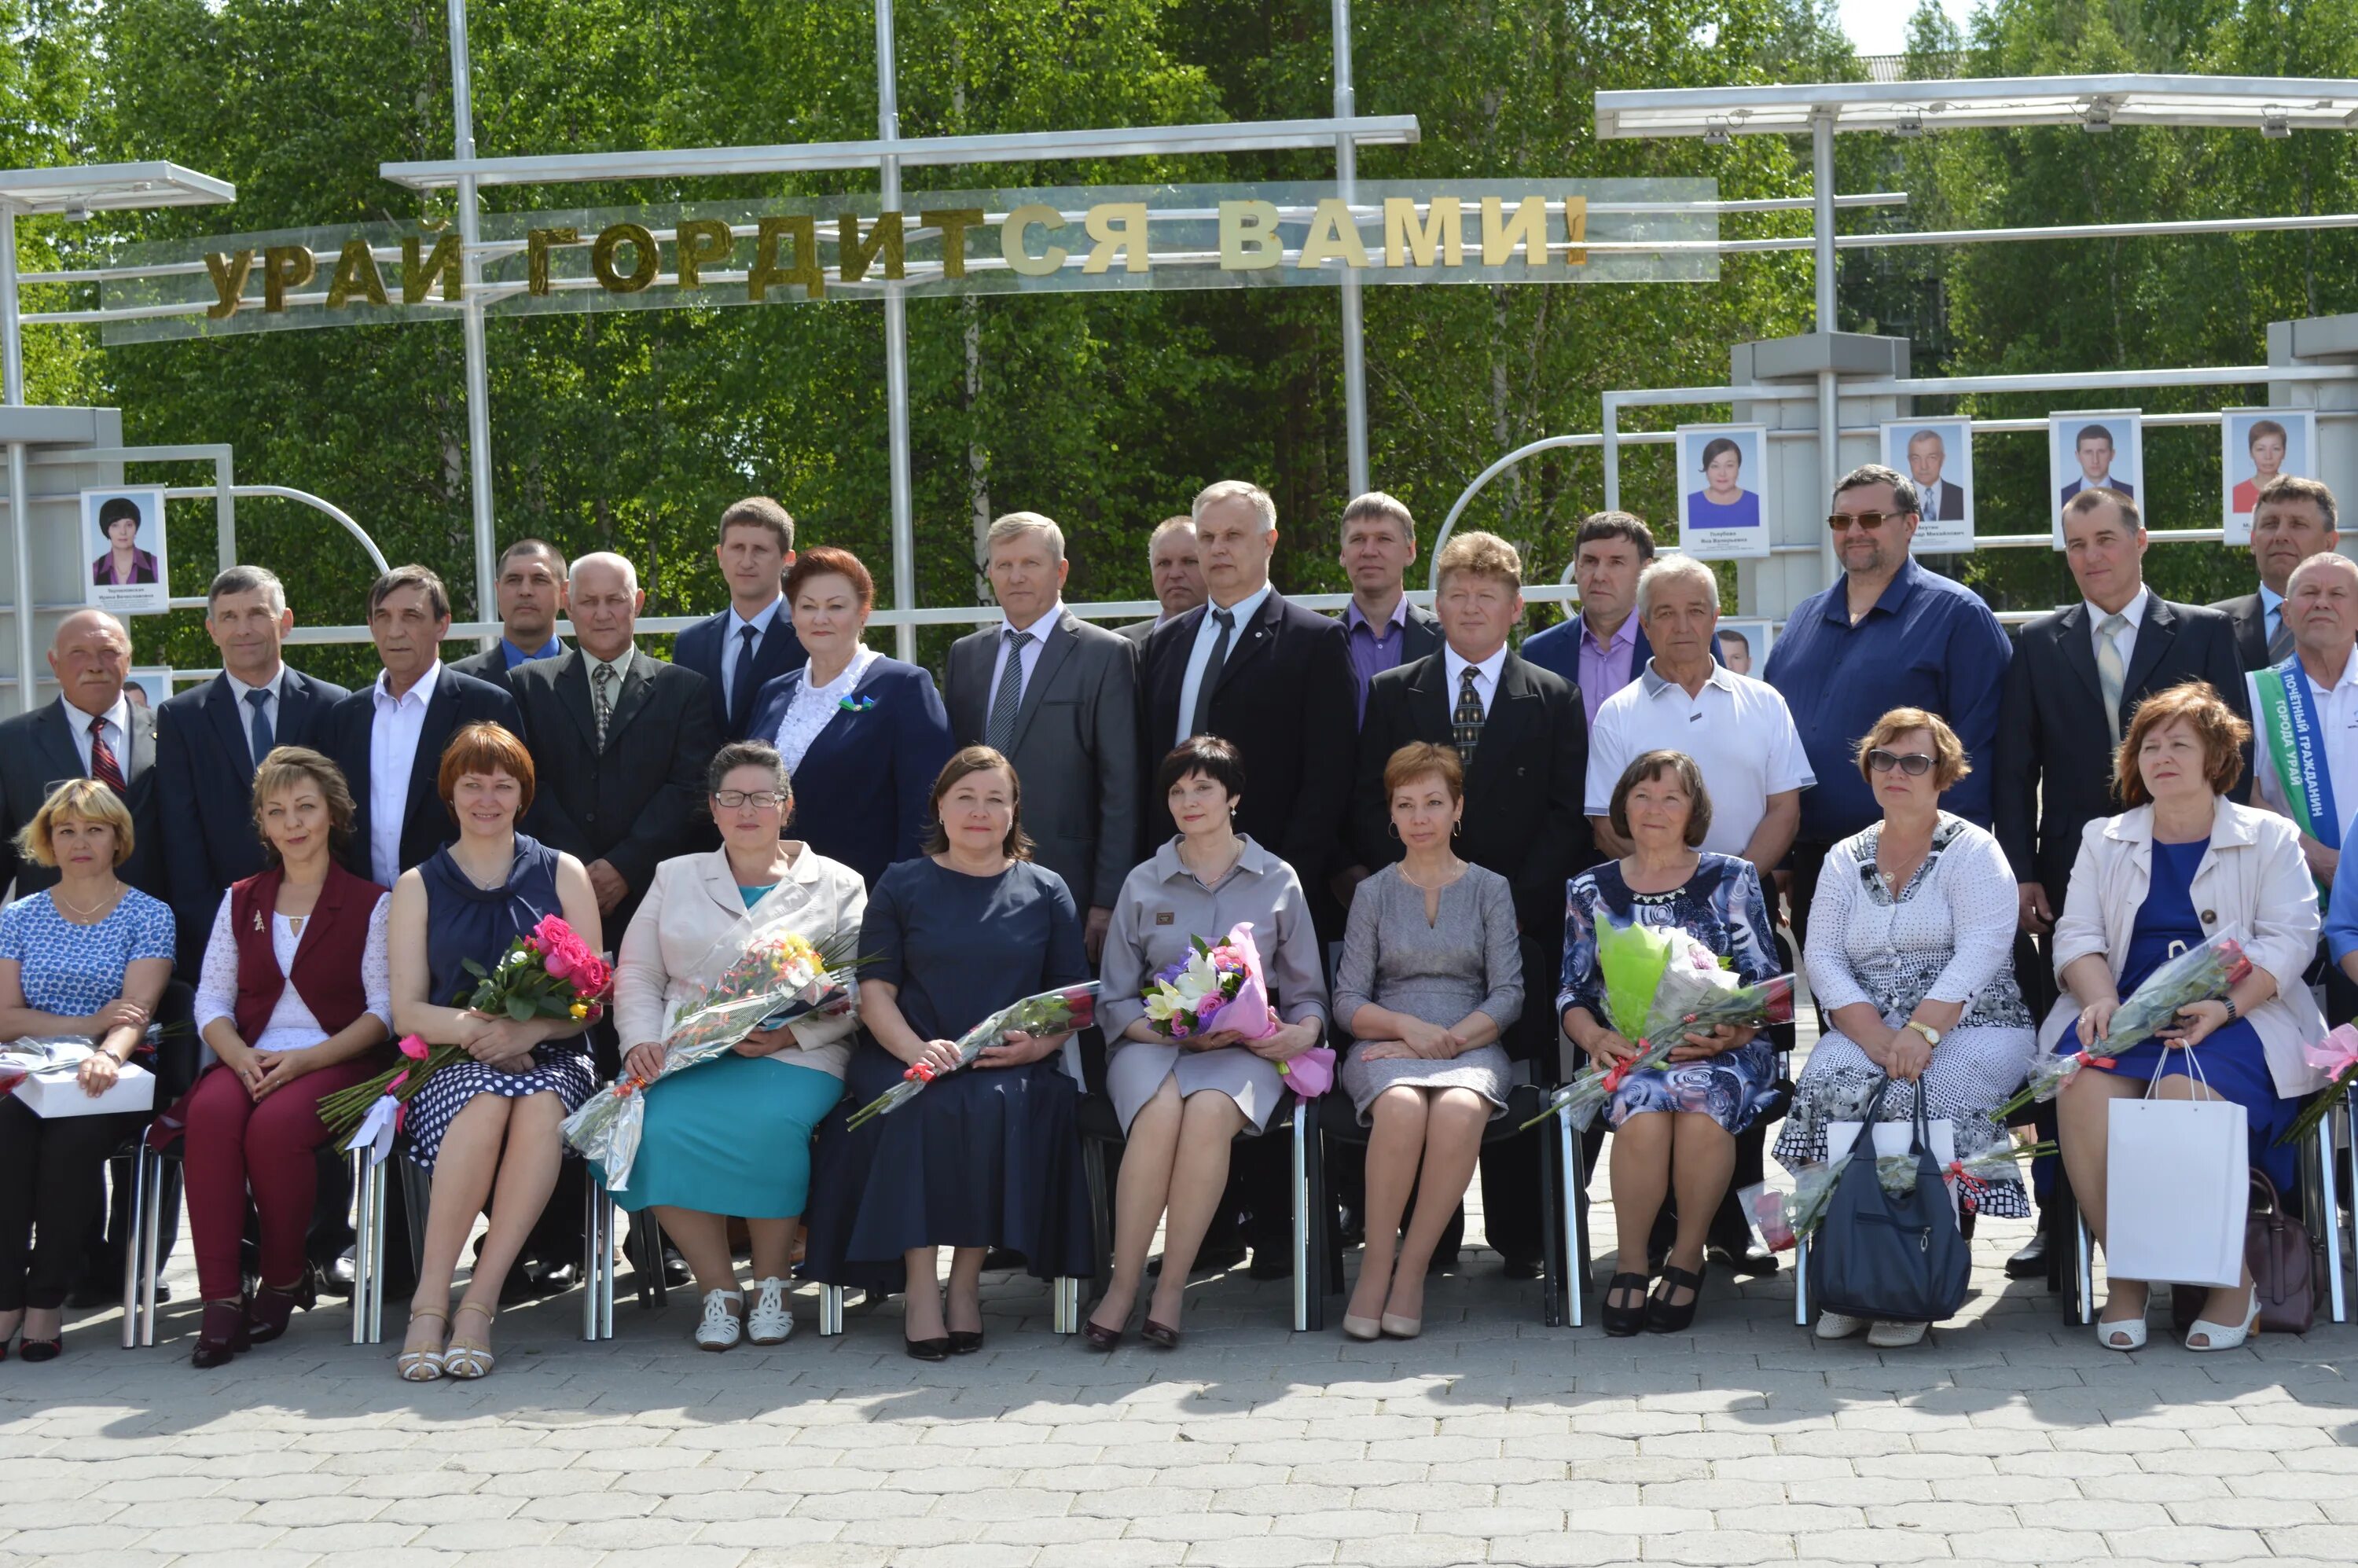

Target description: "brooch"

left=838, top=695, right=877, bottom=713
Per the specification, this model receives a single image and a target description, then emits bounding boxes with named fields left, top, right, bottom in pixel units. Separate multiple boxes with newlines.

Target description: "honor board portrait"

left=2048, top=412, right=2143, bottom=547
left=82, top=487, right=170, bottom=615
left=1676, top=424, right=1770, bottom=560
left=1883, top=418, right=1974, bottom=553
left=2223, top=408, right=2318, bottom=545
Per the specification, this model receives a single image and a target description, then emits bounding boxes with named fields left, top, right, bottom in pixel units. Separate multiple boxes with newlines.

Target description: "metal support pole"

left=877, top=0, right=918, bottom=663
left=1813, top=115, right=1841, bottom=587
left=2, top=204, right=33, bottom=712
left=446, top=0, right=498, bottom=640
left=1332, top=0, right=1369, bottom=498
left=213, top=450, right=237, bottom=571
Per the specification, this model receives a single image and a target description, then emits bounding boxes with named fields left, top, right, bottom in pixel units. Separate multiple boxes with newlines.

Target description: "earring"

left=1387, top=823, right=1401, bottom=841
left=1453, top=821, right=1463, bottom=838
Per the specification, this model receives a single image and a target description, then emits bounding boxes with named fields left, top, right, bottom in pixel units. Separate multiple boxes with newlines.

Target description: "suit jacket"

left=676, top=605, right=808, bottom=742
left=1115, top=618, right=1159, bottom=646
left=1339, top=599, right=1442, bottom=667
left=2209, top=591, right=2274, bottom=672
left=1993, top=595, right=2250, bottom=896
left=1919, top=479, right=1967, bottom=523
left=0, top=697, right=161, bottom=900
left=94, top=549, right=159, bottom=586
left=2060, top=476, right=2135, bottom=503
left=446, top=638, right=564, bottom=689
left=1519, top=613, right=1714, bottom=698
left=946, top=610, right=1140, bottom=909
left=1353, top=650, right=1591, bottom=947
left=506, top=648, right=720, bottom=938
left=743, top=655, right=955, bottom=887
left=1140, top=590, right=1357, bottom=884
left=154, top=668, right=349, bottom=972
left=319, top=666, right=522, bottom=884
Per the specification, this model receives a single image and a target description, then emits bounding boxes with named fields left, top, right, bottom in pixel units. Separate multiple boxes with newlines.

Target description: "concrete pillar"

left=0, top=405, right=127, bottom=718
left=2268, top=313, right=2358, bottom=556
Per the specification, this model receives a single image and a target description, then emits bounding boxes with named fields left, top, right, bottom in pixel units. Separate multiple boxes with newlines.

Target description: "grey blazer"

left=0, top=696, right=161, bottom=899
left=946, top=608, right=1142, bottom=909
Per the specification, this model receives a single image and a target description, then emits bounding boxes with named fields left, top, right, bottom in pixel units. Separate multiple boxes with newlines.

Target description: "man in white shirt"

left=1585, top=555, right=1812, bottom=878
left=2249, top=551, right=2358, bottom=886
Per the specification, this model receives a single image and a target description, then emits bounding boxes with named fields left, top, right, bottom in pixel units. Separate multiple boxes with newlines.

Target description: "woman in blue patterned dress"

left=1559, top=751, right=1780, bottom=1337
left=389, top=724, right=601, bottom=1383
left=0, top=781, right=174, bottom=1362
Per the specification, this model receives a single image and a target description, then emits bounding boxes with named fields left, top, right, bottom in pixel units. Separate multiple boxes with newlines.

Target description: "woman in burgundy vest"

left=182, top=747, right=391, bottom=1368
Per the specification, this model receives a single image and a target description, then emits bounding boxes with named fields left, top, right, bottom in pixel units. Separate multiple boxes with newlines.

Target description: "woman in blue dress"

left=799, top=746, right=1093, bottom=1360
left=1559, top=751, right=1780, bottom=1337
left=1685, top=435, right=1761, bottom=531
left=389, top=723, right=601, bottom=1383
left=2051, top=684, right=2325, bottom=1353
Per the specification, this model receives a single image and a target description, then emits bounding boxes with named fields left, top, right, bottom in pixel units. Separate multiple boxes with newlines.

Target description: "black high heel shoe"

left=1644, top=1265, right=1704, bottom=1334
left=191, top=1299, right=252, bottom=1369
left=904, top=1335, right=952, bottom=1362
left=246, top=1267, right=318, bottom=1345
left=947, top=1329, right=985, bottom=1355
left=1600, top=1272, right=1651, bottom=1337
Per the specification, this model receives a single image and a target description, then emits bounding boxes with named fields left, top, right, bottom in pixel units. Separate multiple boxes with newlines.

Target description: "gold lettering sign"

left=1002, top=204, right=1067, bottom=277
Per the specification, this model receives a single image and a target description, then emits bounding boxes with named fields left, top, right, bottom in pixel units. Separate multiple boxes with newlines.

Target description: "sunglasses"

left=1827, top=510, right=1912, bottom=532
left=1867, top=749, right=1936, bottom=777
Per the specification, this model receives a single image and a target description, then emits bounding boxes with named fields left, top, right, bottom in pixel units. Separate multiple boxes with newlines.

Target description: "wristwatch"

left=1902, top=1020, right=1942, bottom=1047
left=2221, top=998, right=2239, bottom=1024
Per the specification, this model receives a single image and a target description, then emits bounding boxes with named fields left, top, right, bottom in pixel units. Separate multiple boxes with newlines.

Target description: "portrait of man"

left=1715, top=627, right=1753, bottom=674
left=1906, top=429, right=1966, bottom=523
left=2058, top=420, right=2136, bottom=503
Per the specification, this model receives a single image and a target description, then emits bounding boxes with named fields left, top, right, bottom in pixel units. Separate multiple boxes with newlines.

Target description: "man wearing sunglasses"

left=1762, top=464, right=2011, bottom=951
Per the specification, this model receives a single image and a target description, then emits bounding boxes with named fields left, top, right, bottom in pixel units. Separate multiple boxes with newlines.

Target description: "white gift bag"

left=2104, top=1048, right=2248, bottom=1289
left=1829, top=1115, right=1959, bottom=1220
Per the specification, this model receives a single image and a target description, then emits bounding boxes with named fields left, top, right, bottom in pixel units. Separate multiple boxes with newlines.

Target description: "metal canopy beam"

left=1595, top=73, right=2358, bottom=139
left=380, top=115, right=1422, bottom=191
left=0, top=161, right=235, bottom=215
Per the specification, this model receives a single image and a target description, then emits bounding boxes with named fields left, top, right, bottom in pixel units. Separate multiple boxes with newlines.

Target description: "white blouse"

left=194, top=890, right=395, bottom=1054
left=773, top=646, right=877, bottom=773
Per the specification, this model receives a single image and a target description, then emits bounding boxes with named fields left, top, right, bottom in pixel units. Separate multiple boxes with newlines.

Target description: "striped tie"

left=2269, top=606, right=2295, bottom=664
left=593, top=662, right=615, bottom=751
left=88, top=715, right=125, bottom=793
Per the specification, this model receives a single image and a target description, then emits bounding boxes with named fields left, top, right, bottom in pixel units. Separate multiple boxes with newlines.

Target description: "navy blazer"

left=155, top=668, right=349, bottom=971
left=1520, top=612, right=1716, bottom=699
left=742, top=655, right=954, bottom=887
left=676, top=604, right=808, bottom=741
left=318, top=665, right=522, bottom=883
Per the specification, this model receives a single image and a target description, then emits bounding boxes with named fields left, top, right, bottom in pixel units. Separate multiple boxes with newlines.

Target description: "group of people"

left=0, top=459, right=2347, bottom=1369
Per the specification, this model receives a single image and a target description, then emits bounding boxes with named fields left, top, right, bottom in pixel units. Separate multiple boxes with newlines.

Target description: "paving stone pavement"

left=6, top=1072, right=2356, bottom=1565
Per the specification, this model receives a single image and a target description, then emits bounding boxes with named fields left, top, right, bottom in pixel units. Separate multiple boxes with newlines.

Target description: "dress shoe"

left=190, top=1300, right=251, bottom=1368
left=245, top=1269, right=318, bottom=1343
left=979, top=1247, right=1026, bottom=1272
left=318, top=1250, right=358, bottom=1299
left=2004, top=1233, right=2049, bottom=1279
left=1706, top=1240, right=1779, bottom=1277
left=948, top=1329, right=986, bottom=1354
left=1499, top=1252, right=1541, bottom=1280
left=1245, top=1249, right=1291, bottom=1281
left=905, top=1335, right=951, bottom=1362
left=19, top=1335, right=62, bottom=1362
left=533, top=1261, right=581, bottom=1294
left=1148, top=1243, right=1246, bottom=1279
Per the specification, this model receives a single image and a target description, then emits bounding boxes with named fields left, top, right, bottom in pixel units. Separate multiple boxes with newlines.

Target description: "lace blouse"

left=193, top=889, right=395, bottom=1054
left=774, top=646, right=879, bottom=773
left=1803, top=813, right=2030, bottom=1031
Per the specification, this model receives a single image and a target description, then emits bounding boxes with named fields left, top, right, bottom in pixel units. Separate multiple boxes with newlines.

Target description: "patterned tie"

left=245, top=688, right=274, bottom=767
left=2095, top=612, right=2129, bottom=747
left=986, top=629, right=1031, bottom=755
left=1453, top=665, right=1486, bottom=758
left=593, top=661, right=615, bottom=752
left=729, top=623, right=759, bottom=725
left=88, top=714, right=124, bottom=792
left=2269, top=605, right=2296, bottom=664
left=1189, top=608, right=1235, bottom=739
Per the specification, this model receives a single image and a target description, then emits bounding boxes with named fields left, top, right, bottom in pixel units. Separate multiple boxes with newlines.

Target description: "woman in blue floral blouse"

left=1559, top=751, right=1780, bottom=1337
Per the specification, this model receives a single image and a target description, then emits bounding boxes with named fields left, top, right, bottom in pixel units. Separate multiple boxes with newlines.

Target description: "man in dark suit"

left=674, top=497, right=807, bottom=741
left=319, top=567, right=520, bottom=890
left=1116, top=516, right=1206, bottom=644
left=1355, top=531, right=1589, bottom=1277
left=1995, top=487, right=2246, bottom=1279
left=2058, top=425, right=2134, bottom=504
left=0, top=609, right=160, bottom=900
left=1521, top=512, right=1710, bottom=732
left=449, top=538, right=567, bottom=685
left=1904, top=428, right=1967, bottom=527
left=946, top=512, right=1138, bottom=961
left=508, top=552, right=719, bottom=981
left=2211, top=475, right=2342, bottom=670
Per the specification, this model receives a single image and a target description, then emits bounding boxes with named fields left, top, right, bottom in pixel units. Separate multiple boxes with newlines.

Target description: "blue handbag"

left=1806, top=1078, right=1971, bottom=1324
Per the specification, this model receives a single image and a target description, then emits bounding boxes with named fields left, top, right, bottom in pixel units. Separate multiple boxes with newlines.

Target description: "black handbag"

left=1806, top=1078, right=1972, bottom=1324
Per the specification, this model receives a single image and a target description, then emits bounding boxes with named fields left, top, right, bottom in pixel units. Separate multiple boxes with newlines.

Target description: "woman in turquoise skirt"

left=605, top=742, right=867, bottom=1350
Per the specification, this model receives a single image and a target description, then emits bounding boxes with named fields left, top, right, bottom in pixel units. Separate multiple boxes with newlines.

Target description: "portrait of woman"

left=1684, top=435, right=1761, bottom=531
left=90, top=496, right=159, bottom=587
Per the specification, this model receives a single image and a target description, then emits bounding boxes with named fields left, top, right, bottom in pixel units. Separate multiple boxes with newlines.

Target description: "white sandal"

left=746, top=1278, right=793, bottom=1346
left=442, top=1301, right=498, bottom=1379
left=696, top=1290, right=745, bottom=1351
left=396, top=1309, right=447, bottom=1382
left=2185, top=1287, right=2261, bottom=1352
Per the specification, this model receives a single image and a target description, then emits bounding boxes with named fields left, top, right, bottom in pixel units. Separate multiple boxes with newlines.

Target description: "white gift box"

left=9, top=1059, right=155, bottom=1118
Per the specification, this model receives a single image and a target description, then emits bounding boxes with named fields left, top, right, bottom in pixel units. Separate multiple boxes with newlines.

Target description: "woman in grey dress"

left=1086, top=738, right=1328, bottom=1348
left=1335, top=742, right=1522, bottom=1340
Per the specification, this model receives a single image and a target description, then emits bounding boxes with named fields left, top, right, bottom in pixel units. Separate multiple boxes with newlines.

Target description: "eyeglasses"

left=711, top=790, right=783, bottom=810
left=1866, top=749, right=1936, bottom=777
left=1827, top=510, right=1911, bottom=532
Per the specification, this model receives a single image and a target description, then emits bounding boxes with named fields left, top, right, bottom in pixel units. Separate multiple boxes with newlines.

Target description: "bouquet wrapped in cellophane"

left=1522, top=920, right=1794, bottom=1133
left=1741, top=1141, right=2057, bottom=1250
left=1141, top=922, right=1333, bottom=1096
left=2092, top=927, right=2251, bottom=1052
left=844, top=982, right=1100, bottom=1131
left=2280, top=1022, right=2358, bottom=1147
left=563, top=921, right=868, bottom=1190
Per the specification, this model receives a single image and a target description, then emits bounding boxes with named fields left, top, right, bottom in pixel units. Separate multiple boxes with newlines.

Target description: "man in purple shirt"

left=1521, top=512, right=1677, bottom=723
left=1338, top=490, right=1442, bottom=722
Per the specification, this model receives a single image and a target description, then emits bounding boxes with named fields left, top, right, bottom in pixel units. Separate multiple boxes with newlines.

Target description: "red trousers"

left=181, top=1057, right=376, bottom=1302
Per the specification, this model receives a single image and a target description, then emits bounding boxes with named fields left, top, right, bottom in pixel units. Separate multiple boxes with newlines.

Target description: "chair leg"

left=1793, top=1234, right=1810, bottom=1327
left=396, top=1155, right=431, bottom=1283
left=1537, top=1120, right=1564, bottom=1327
left=135, top=1147, right=163, bottom=1349
left=1081, top=1139, right=1114, bottom=1307
left=579, top=1182, right=615, bottom=1342
left=2310, top=1113, right=2347, bottom=1325
left=819, top=1283, right=844, bottom=1336
left=633, top=1210, right=668, bottom=1312
left=1561, top=1115, right=1588, bottom=1331
left=2073, top=1208, right=2096, bottom=1327
left=119, top=1146, right=149, bottom=1350
left=1051, top=1276, right=1079, bottom=1335
left=351, top=1148, right=380, bottom=1346
left=1291, top=1103, right=1311, bottom=1333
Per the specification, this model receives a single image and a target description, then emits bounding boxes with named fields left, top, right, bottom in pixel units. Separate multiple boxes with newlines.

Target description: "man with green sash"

left=2248, top=547, right=2358, bottom=894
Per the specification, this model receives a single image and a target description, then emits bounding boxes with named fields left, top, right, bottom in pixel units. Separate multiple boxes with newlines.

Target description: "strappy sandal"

left=397, top=1309, right=449, bottom=1382
left=442, top=1301, right=498, bottom=1379
left=1600, top=1272, right=1651, bottom=1337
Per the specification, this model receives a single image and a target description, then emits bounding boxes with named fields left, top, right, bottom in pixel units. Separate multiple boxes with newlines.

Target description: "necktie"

left=1453, top=665, right=1486, bottom=758
left=245, top=688, right=274, bottom=767
left=88, top=715, right=124, bottom=792
left=986, top=629, right=1031, bottom=754
left=2096, top=612, right=2129, bottom=746
left=1922, top=490, right=1938, bottom=523
left=593, top=662, right=615, bottom=752
left=1190, top=608, right=1235, bottom=739
left=2269, top=605, right=2295, bottom=664
left=729, top=623, right=759, bottom=725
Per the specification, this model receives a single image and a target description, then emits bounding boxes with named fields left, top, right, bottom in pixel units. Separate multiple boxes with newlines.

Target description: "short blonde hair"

left=1434, top=531, right=1522, bottom=592
left=18, top=777, right=134, bottom=868
left=984, top=510, right=1067, bottom=564
left=1853, top=708, right=1971, bottom=791
left=1383, top=741, right=1464, bottom=802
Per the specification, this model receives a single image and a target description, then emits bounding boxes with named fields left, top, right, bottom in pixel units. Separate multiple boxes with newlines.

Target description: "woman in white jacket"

left=2049, top=683, right=2326, bottom=1354
left=604, top=741, right=867, bottom=1350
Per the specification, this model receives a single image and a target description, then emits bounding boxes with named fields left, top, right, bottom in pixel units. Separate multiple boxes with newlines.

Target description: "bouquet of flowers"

left=843, top=982, right=1100, bottom=1131
left=324, top=913, right=612, bottom=1160
left=2093, top=927, right=2252, bottom=1052
left=1140, top=921, right=1333, bottom=1096
left=0, top=1038, right=97, bottom=1097
left=2279, top=1023, right=2358, bottom=1147
left=1739, top=1141, right=2056, bottom=1250
left=1989, top=1045, right=2117, bottom=1124
left=1522, top=920, right=1794, bottom=1133
left=563, top=922, right=866, bottom=1189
